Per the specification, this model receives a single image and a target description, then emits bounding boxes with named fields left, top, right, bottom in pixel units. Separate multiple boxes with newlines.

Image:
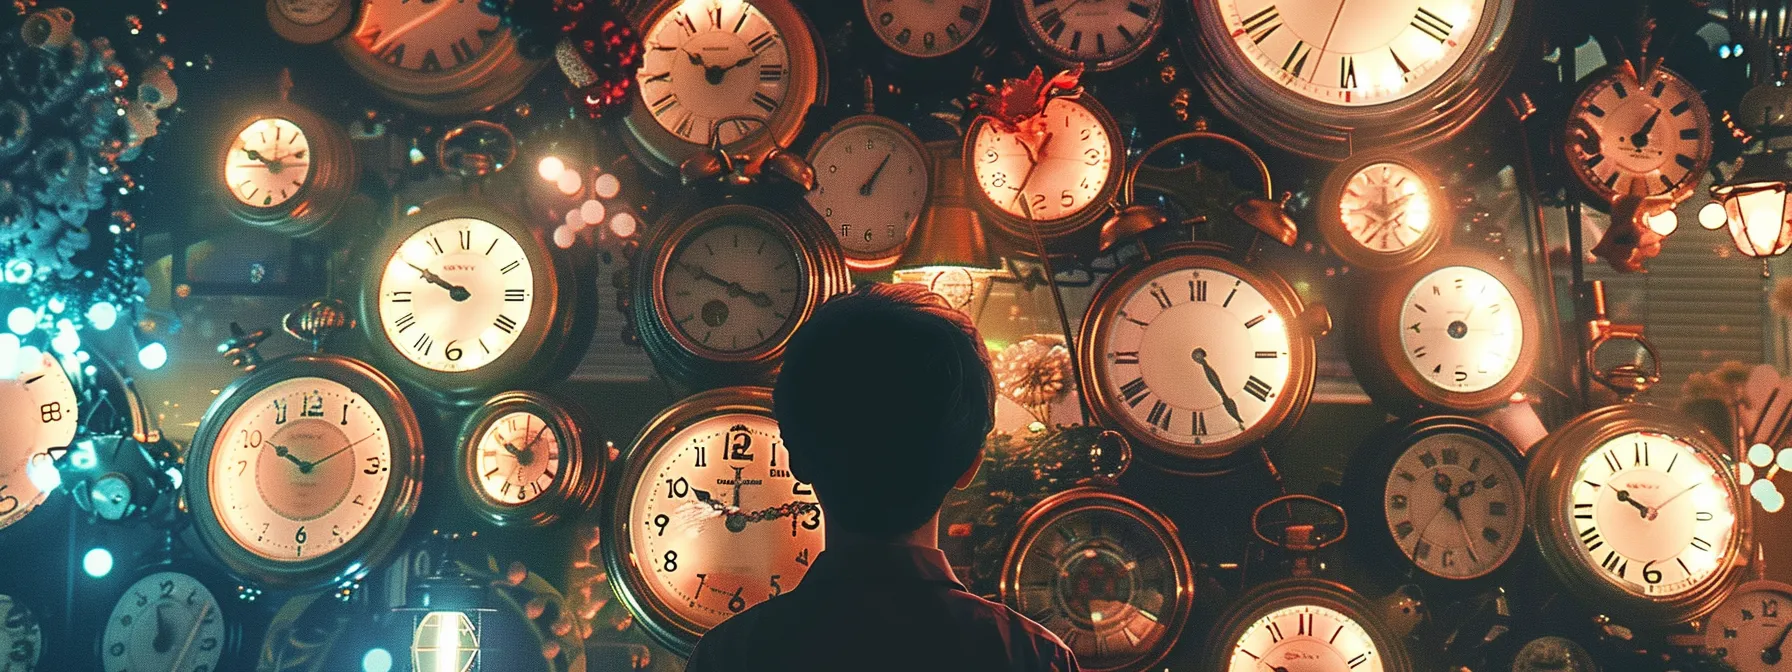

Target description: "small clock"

left=99, top=570, right=236, bottom=672
left=603, top=386, right=823, bottom=656
left=863, top=0, right=989, bottom=58
left=1317, top=152, right=1447, bottom=270
left=0, top=595, right=40, bottom=672
left=1704, top=579, right=1792, bottom=670
left=965, top=92, right=1122, bottom=242
left=219, top=105, right=356, bottom=237
left=625, top=0, right=826, bottom=175
left=804, top=115, right=931, bottom=271
left=185, top=354, right=424, bottom=590
left=1016, top=0, right=1164, bottom=71
left=999, top=488, right=1192, bottom=672
left=266, top=0, right=352, bottom=45
left=1206, top=579, right=1413, bottom=672
left=1564, top=62, right=1712, bottom=205
left=1509, top=636, right=1598, bottom=672
left=0, top=351, right=76, bottom=533
left=1526, top=404, right=1749, bottom=626
left=337, top=0, right=543, bottom=114
left=453, top=391, right=601, bottom=527
left=1346, top=248, right=1539, bottom=416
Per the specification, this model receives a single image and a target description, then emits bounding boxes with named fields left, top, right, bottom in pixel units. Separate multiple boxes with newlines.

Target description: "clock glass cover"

left=1568, top=431, right=1738, bottom=598
left=1398, top=265, right=1525, bottom=395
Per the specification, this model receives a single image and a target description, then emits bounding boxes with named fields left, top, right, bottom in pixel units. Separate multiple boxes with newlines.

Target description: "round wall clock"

left=336, top=0, right=543, bottom=114
left=1206, top=579, right=1413, bottom=672
left=1346, top=248, right=1539, bottom=416
left=1016, top=0, right=1164, bottom=71
left=218, top=105, right=356, bottom=237
left=361, top=195, right=581, bottom=400
left=1184, top=0, right=1526, bottom=158
left=266, top=0, right=352, bottom=45
left=453, top=391, right=601, bottom=527
left=99, top=569, right=239, bottom=672
left=624, top=0, right=826, bottom=175
left=185, top=354, right=424, bottom=590
left=0, top=351, right=76, bottom=533
left=1077, top=243, right=1322, bottom=466
left=1525, top=404, right=1749, bottom=626
left=999, top=488, right=1192, bottom=672
left=603, top=386, right=823, bottom=657
left=804, top=114, right=931, bottom=271
left=863, top=0, right=990, bottom=58
left=1704, top=579, right=1792, bottom=670
left=1316, top=151, right=1447, bottom=270
left=1564, top=62, right=1712, bottom=205
left=0, top=594, right=40, bottom=672
left=965, top=92, right=1123, bottom=242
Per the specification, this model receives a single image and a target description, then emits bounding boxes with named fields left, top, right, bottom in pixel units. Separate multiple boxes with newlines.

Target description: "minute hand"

left=1192, top=348, right=1246, bottom=429
left=1646, top=482, right=1702, bottom=520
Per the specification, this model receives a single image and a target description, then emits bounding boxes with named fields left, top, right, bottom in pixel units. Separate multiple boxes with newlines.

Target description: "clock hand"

left=406, top=262, right=471, bottom=302
left=272, top=444, right=312, bottom=471
left=1009, top=132, right=1057, bottom=214
left=1644, top=482, right=1702, bottom=521
left=303, top=432, right=379, bottom=472
left=1454, top=515, right=1482, bottom=563
left=1631, top=108, right=1663, bottom=148
left=1614, top=488, right=1652, bottom=518
left=859, top=153, right=893, bottom=197
left=1457, top=479, right=1478, bottom=500
left=244, top=148, right=271, bottom=164
left=1762, top=619, right=1792, bottom=664
left=723, top=52, right=758, bottom=72
left=152, top=602, right=175, bottom=652
left=1190, top=348, right=1246, bottom=429
left=693, top=488, right=727, bottom=513
left=1433, top=469, right=1454, bottom=495
left=367, top=0, right=458, bottom=54
left=168, top=600, right=212, bottom=672
left=729, top=466, right=746, bottom=510
left=1313, top=0, right=1352, bottom=82
left=684, top=49, right=707, bottom=68
left=680, top=262, right=775, bottom=308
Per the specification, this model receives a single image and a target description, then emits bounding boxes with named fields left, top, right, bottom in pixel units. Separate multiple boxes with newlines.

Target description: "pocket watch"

left=1206, top=579, right=1413, bottom=672
left=0, top=594, right=41, bottom=672
left=864, top=0, right=989, bottom=58
left=185, top=354, right=424, bottom=590
left=624, top=0, right=826, bottom=175
left=1509, top=635, right=1598, bottom=672
left=266, top=0, right=352, bottom=45
left=965, top=91, right=1122, bottom=242
left=453, top=391, right=601, bottom=527
left=1704, top=579, right=1792, bottom=670
left=804, top=115, right=932, bottom=272
left=1345, top=247, right=1539, bottom=416
left=0, top=351, right=76, bottom=533
left=99, top=568, right=242, bottom=672
left=336, top=0, right=544, bottom=114
left=1183, top=0, right=1526, bottom=158
left=603, top=386, right=823, bottom=657
left=1316, top=151, right=1447, bottom=270
left=1564, top=61, right=1712, bottom=205
left=1016, top=0, right=1164, bottom=71
left=1000, top=488, right=1192, bottom=672
left=218, top=101, right=356, bottom=238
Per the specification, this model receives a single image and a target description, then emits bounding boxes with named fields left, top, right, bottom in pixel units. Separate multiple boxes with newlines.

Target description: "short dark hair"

left=775, top=283, right=995, bottom=538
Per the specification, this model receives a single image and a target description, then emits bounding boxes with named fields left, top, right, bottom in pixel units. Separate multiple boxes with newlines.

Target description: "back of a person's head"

left=774, top=283, right=994, bottom=539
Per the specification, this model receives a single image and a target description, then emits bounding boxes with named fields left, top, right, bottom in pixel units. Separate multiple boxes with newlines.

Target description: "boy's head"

left=774, top=282, right=994, bottom=540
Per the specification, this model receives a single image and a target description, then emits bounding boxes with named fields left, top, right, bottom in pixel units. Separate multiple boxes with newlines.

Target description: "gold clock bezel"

left=217, top=105, right=357, bottom=238
left=962, top=92, right=1124, bottom=243
left=803, top=114, right=933, bottom=272
left=334, top=0, right=545, bottom=115
left=1202, top=578, right=1414, bottom=672
left=1316, top=151, right=1449, bottom=271
left=453, top=390, right=601, bottom=528
left=1563, top=62, right=1713, bottom=206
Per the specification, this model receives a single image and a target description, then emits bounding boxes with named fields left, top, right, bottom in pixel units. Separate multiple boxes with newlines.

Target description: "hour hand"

left=407, top=262, right=471, bottom=302
left=272, top=444, right=310, bottom=471
left=1191, top=348, right=1245, bottom=429
left=1614, top=489, right=1652, bottom=518
left=684, top=49, right=706, bottom=67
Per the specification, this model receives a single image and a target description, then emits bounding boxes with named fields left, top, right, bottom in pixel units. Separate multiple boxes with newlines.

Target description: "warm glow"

left=1719, top=182, right=1792, bottom=257
left=411, top=611, right=477, bottom=672
left=537, top=156, right=565, bottom=181
left=225, top=117, right=310, bottom=209
left=1645, top=210, right=1678, bottom=237
left=1699, top=201, right=1727, bottom=230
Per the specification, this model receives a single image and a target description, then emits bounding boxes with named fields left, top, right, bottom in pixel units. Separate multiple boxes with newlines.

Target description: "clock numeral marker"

left=1697, top=511, right=1715, bottom=521
left=650, top=94, right=679, bottom=116
left=1255, top=351, right=1280, bottom=358
left=426, top=236, right=444, bottom=255
left=1243, top=376, right=1273, bottom=402
left=1580, top=526, right=1603, bottom=552
left=458, top=230, right=472, bottom=250
left=1603, top=449, right=1624, bottom=473
left=1266, top=621, right=1284, bottom=642
left=1691, top=537, right=1713, bottom=552
left=1120, top=377, right=1150, bottom=407
left=1574, top=502, right=1593, bottom=519
left=450, top=37, right=476, bottom=65
left=1147, top=400, right=1172, bottom=430
left=760, top=65, right=783, bottom=82
left=1671, top=100, right=1691, bottom=116
left=1244, top=314, right=1267, bottom=328
left=674, top=11, right=697, bottom=35
left=1635, top=441, right=1649, bottom=467
left=1193, top=279, right=1208, bottom=302
left=751, top=92, right=779, bottom=113
left=748, top=32, right=778, bottom=53
left=1112, top=351, right=1139, bottom=365
left=393, top=313, right=417, bottom=333
left=494, top=315, right=518, bottom=333
left=1676, top=154, right=1698, bottom=170
left=1394, top=520, right=1415, bottom=539
left=1282, top=40, right=1312, bottom=77
left=1348, top=652, right=1371, bottom=668
left=413, top=333, right=434, bottom=356
left=419, top=49, right=442, bottom=72
left=1680, top=128, right=1701, bottom=140
left=1651, top=80, right=1666, bottom=97
left=1241, top=5, right=1281, bottom=43
left=1412, top=7, right=1453, bottom=43
left=1297, top=612, right=1313, bottom=636
left=1149, top=284, right=1173, bottom=309
left=643, top=71, right=672, bottom=84
left=1613, top=81, right=1629, bottom=99
left=1193, top=411, right=1208, bottom=435
left=505, top=289, right=527, bottom=302
left=1339, top=55, right=1358, bottom=88
left=1390, top=47, right=1411, bottom=76
left=500, top=260, right=520, bottom=274
left=389, top=291, right=411, bottom=303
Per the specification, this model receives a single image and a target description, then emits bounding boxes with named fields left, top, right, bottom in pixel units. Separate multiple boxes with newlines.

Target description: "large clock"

left=336, top=0, right=544, bottom=114
left=1206, top=579, right=1412, bottom=672
left=1184, top=0, right=1527, bottom=158
left=964, top=92, right=1123, bottom=242
left=0, top=351, right=76, bottom=533
left=1015, top=0, right=1165, bottom=71
left=99, top=568, right=242, bottom=672
left=864, top=0, right=990, bottom=58
left=603, top=386, right=823, bottom=657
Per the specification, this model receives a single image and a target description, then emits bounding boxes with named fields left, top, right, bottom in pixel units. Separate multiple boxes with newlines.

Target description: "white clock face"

left=0, top=595, right=40, bottom=672
left=1228, top=604, right=1384, bottom=672
left=971, top=97, right=1116, bottom=222
left=627, top=413, right=822, bottom=631
left=1019, top=0, right=1162, bottom=67
left=1569, top=431, right=1738, bottom=598
left=101, top=572, right=225, bottom=672
left=1382, top=432, right=1524, bottom=579
left=661, top=217, right=804, bottom=355
left=472, top=410, right=561, bottom=507
left=226, top=118, right=311, bottom=209
left=350, top=0, right=500, bottom=73
left=1098, top=266, right=1294, bottom=448
left=1214, top=0, right=1491, bottom=106
left=806, top=120, right=929, bottom=261
left=208, top=376, right=394, bottom=561
left=0, top=352, right=76, bottom=531
left=1398, top=265, right=1524, bottom=394
left=377, top=217, right=535, bottom=373
left=1705, top=582, right=1792, bottom=671
left=1566, top=66, right=1711, bottom=200
left=638, top=0, right=791, bottom=146
left=1337, top=161, right=1433, bottom=253
left=863, top=0, right=988, bottom=57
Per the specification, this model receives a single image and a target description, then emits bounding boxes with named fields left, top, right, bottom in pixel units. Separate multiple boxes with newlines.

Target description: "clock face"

left=1704, top=581, right=1792, bottom=671
left=1510, top=636, right=1597, bottom=672
left=970, top=96, right=1117, bottom=224
left=1227, top=604, right=1384, bottom=672
left=0, top=352, right=76, bottom=532
left=348, top=0, right=500, bottom=73
left=1565, top=65, right=1711, bottom=201
left=101, top=572, right=225, bottom=672
left=225, top=118, right=311, bottom=209
left=376, top=217, right=536, bottom=373
left=1018, top=0, right=1163, bottom=69
left=1212, top=0, right=1492, bottom=106
left=1397, top=265, right=1525, bottom=394
left=805, top=118, right=930, bottom=265
left=1568, top=431, right=1739, bottom=598
left=637, top=0, right=792, bottom=146
left=660, top=214, right=805, bottom=356
left=470, top=410, right=561, bottom=507
left=1336, top=161, right=1434, bottom=254
left=0, top=595, right=39, bottom=672
left=863, top=0, right=989, bottom=57
left=207, top=376, right=394, bottom=561
left=626, top=412, right=822, bottom=631
left=1381, top=431, right=1524, bottom=579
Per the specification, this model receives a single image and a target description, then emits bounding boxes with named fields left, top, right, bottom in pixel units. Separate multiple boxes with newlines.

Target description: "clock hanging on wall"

left=0, top=351, right=76, bottom=534
left=1015, top=0, right=1165, bottom=71
left=218, top=102, right=356, bottom=238
left=1702, top=579, right=1792, bottom=670
left=452, top=391, right=602, bottom=527
left=1315, top=151, right=1448, bottom=270
left=98, top=567, right=245, bottom=672
left=1564, top=61, right=1712, bottom=205
left=964, top=89, right=1123, bottom=243
left=804, top=114, right=932, bottom=272
left=863, top=0, right=990, bottom=58
left=1206, top=579, right=1413, bottom=672
left=336, top=0, right=544, bottom=114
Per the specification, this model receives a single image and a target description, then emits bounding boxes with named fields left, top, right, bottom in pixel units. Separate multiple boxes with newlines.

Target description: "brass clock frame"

left=1202, top=578, right=1414, bottom=672
left=1013, top=0, right=1164, bottom=72
left=1563, top=62, right=1713, bottom=207
left=453, top=391, right=601, bottom=528
left=334, top=1, right=544, bottom=115
left=1525, top=403, right=1750, bottom=627
left=217, top=105, right=356, bottom=238
left=185, top=354, right=424, bottom=591
left=962, top=92, right=1124, bottom=243
left=803, top=114, right=933, bottom=272
left=1315, top=151, right=1449, bottom=270
left=999, top=487, right=1193, bottom=672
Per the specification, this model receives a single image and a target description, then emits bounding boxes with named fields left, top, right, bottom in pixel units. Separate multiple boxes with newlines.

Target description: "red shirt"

left=686, top=543, right=1081, bottom=672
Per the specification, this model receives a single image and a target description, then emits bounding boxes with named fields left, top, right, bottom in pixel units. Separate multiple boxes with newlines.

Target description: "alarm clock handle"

left=1584, top=280, right=1660, bottom=398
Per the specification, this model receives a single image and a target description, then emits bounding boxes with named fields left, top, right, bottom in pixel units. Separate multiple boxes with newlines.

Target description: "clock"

left=336, top=0, right=543, bottom=115
left=1077, top=244, right=1323, bottom=466
left=185, top=354, right=423, bottom=590
left=453, top=391, right=601, bottom=527
left=1345, top=417, right=1526, bottom=582
left=0, top=351, right=76, bottom=533
left=1184, top=0, right=1526, bottom=158
left=1016, top=0, right=1164, bottom=71
left=218, top=105, right=356, bottom=237
left=1316, top=151, right=1447, bottom=270
left=1526, top=404, right=1749, bottom=626
left=863, top=0, right=990, bottom=58
left=804, top=115, right=931, bottom=271
left=266, top=0, right=352, bottom=44
left=965, top=92, right=1123, bottom=242
left=1346, top=248, right=1539, bottom=416
left=1206, top=579, right=1413, bottom=672
left=624, top=0, right=826, bottom=175
left=99, top=570, right=236, bottom=672
left=1564, top=62, right=1712, bottom=205
left=999, top=488, right=1192, bottom=672
left=1509, top=636, right=1598, bottom=672
left=0, top=595, right=40, bottom=672
left=1704, top=579, right=1792, bottom=670
left=603, top=386, right=823, bottom=656
left=361, top=195, right=581, bottom=400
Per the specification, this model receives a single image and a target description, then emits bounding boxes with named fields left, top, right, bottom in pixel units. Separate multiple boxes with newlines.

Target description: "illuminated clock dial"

left=348, top=0, right=499, bottom=73
left=805, top=116, right=930, bottom=270
left=472, top=410, right=561, bottom=506
left=1569, top=431, right=1739, bottom=598
left=636, top=0, right=792, bottom=146
left=0, top=595, right=40, bottom=672
left=376, top=217, right=535, bottom=373
left=1704, top=580, right=1792, bottom=671
left=1380, top=429, right=1524, bottom=580
left=661, top=214, right=804, bottom=355
left=226, top=118, right=310, bottom=210
left=1398, top=265, right=1525, bottom=394
left=1017, top=0, right=1163, bottom=70
left=0, top=352, right=76, bottom=532
left=1319, top=154, right=1446, bottom=269
left=969, top=96, right=1118, bottom=226
left=864, top=0, right=989, bottom=57
left=1565, top=64, right=1712, bottom=202
left=1227, top=604, right=1385, bottom=672
left=100, top=572, right=226, bottom=672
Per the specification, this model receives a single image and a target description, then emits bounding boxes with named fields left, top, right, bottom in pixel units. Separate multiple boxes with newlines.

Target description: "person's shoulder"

left=684, top=593, right=799, bottom=670
left=944, top=590, right=1079, bottom=667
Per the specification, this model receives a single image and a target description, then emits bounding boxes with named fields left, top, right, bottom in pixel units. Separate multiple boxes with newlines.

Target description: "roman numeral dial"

left=1227, top=604, right=1385, bottom=672
left=376, top=216, right=535, bottom=373
left=637, top=0, right=793, bottom=146
left=1215, top=0, right=1493, bottom=106
left=1567, top=431, right=1738, bottom=597
left=349, top=0, right=500, bottom=73
left=225, top=117, right=312, bottom=209
left=862, top=0, right=990, bottom=58
left=1565, top=64, right=1711, bottom=202
left=1017, top=0, right=1165, bottom=70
